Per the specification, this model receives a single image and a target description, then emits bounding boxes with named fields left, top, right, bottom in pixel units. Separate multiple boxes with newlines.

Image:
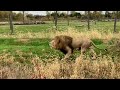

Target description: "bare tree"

left=67, top=11, right=69, bottom=26
left=85, top=11, right=87, bottom=15
left=94, top=11, right=97, bottom=25
left=88, top=11, right=90, bottom=30
left=23, top=11, right=25, bottom=24
left=105, top=11, right=109, bottom=21
left=9, top=11, right=13, bottom=35
left=114, top=11, right=118, bottom=33
left=55, top=11, right=57, bottom=30
left=46, top=11, right=50, bottom=20
left=99, top=11, right=103, bottom=21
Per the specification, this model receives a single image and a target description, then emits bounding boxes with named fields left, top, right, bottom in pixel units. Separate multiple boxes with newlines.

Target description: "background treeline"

left=0, top=11, right=120, bottom=22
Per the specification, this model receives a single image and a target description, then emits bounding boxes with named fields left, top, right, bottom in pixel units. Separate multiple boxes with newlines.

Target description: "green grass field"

left=0, top=21, right=119, bottom=61
left=0, top=21, right=118, bottom=59
left=0, top=21, right=120, bottom=79
left=1, top=21, right=120, bottom=33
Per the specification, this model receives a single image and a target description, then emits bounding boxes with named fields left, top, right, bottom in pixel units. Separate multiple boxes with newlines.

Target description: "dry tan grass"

left=0, top=51, right=119, bottom=79
left=0, top=27, right=120, bottom=40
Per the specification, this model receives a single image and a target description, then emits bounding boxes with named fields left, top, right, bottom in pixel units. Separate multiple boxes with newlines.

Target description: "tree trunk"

left=67, top=11, right=69, bottom=26
left=94, top=17, right=96, bottom=25
left=23, top=11, right=25, bottom=24
left=94, top=11, right=96, bottom=25
left=114, top=11, right=118, bottom=33
left=55, top=11, right=57, bottom=30
left=88, top=11, right=90, bottom=30
left=9, top=11, right=13, bottom=35
left=106, top=11, right=109, bottom=21
left=46, top=11, right=50, bottom=20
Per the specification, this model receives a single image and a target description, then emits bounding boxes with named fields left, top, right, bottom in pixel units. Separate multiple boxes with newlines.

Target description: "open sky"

left=13, top=11, right=106, bottom=15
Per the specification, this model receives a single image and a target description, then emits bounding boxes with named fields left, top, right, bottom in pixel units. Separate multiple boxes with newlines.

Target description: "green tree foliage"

left=34, top=15, right=41, bottom=20
left=51, top=12, right=60, bottom=18
left=74, top=12, right=81, bottom=19
left=105, top=11, right=111, bottom=19
left=26, top=14, right=34, bottom=20
left=13, top=12, right=23, bottom=21
left=0, top=11, right=9, bottom=21
left=59, top=12, right=67, bottom=18
left=70, top=11, right=76, bottom=17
